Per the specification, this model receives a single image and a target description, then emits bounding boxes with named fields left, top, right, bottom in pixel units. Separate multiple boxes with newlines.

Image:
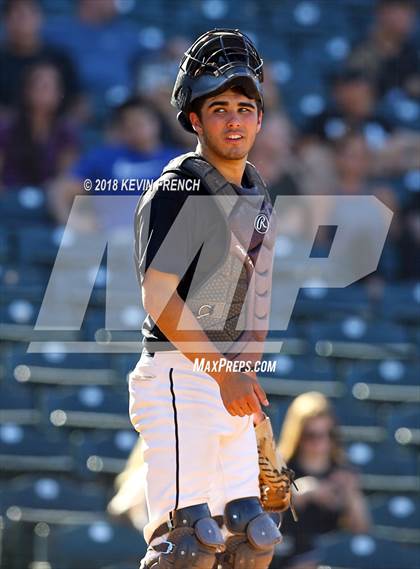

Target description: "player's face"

left=189, top=88, right=262, bottom=161
left=120, top=108, right=160, bottom=151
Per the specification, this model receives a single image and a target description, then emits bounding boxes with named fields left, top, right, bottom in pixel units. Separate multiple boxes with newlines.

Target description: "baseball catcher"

left=131, top=28, right=286, bottom=568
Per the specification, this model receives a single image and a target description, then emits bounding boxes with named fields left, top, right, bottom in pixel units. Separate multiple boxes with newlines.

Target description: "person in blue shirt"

left=43, top=0, right=142, bottom=105
left=49, top=96, right=179, bottom=230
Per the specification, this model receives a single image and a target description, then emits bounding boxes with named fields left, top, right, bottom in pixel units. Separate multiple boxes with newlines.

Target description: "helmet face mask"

left=171, top=29, right=264, bottom=133
left=179, top=29, right=263, bottom=81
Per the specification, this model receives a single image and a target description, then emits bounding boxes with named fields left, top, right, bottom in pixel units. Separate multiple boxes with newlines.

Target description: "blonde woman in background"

left=276, top=392, right=370, bottom=569
left=108, top=438, right=148, bottom=532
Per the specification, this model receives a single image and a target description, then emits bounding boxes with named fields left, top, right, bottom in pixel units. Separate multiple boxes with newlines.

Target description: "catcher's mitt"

left=255, top=415, right=298, bottom=520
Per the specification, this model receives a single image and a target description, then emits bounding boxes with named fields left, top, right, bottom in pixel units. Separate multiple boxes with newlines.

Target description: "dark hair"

left=9, top=61, right=63, bottom=185
left=329, top=67, right=373, bottom=87
left=189, top=84, right=263, bottom=120
left=111, top=95, right=159, bottom=124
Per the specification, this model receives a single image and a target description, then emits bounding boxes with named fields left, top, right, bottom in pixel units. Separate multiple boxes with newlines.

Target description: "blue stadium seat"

left=318, top=533, right=420, bottom=569
left=347, top=360, right=420, bottom=404
left=0, top=299, right=39, bottom=326
left=284, top=82, right=328, bottom=128
left=82, top=307, right=146, bottom=342
left=0, top=228, right=10, bottom=262
left=259, top=354, right=342, bottom=398
left=0, top=265, right=50, bottom=305
left=380, top=281, right=420, bottom=328
left=73, top=430, right=138, bottom=478
left=371, top=496, right=420, bottom=544
left=5, top=348, right=118, bottom=387
left=0, top=476, right=107, bottom=569
left=297, top=34, right=352, bottom=83
left=0, top=425, right=73, bottom=476
left=16, top=226, right=109, bottom=275
left=0, top=299, right=41, bottom=343
left=269, top=0, right=350, bottom=38
left=333, top=397, right=386, bottom=443
left=309, top=317, right=409, bottom=343
left=293, top=283, right=371, bottom=321
left=0, top=187, right=50, bottom=227
left=307, top=318, right=415, bottom=359
left=130, top=0, right=166, bottom=24
left=341, top=0, right=375, bottom=43
left=41, top=0, right=74, bottom=14
left=41, top=265, right=109, bottom=313
left=200, top=0, right=258, bottom=30
left=0, top=385, right=39, bottom=426
left=44, top=386, right=130, bottom=430
left=346, top=441, right=419, bottom=492
left=0, top=476, right=106, bottom=522
left=45, top=519, right=145, bottom=569
left=388, top=406, right=420, bottom=447
left=266, top=320, right=308, bottom=356
left=112, top=353, right=142, bottom=381
left=16, top=226, right=62, bottom=265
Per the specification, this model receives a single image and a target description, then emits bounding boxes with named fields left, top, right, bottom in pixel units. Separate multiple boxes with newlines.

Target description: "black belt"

left=143, top=348, right=155, bottom=358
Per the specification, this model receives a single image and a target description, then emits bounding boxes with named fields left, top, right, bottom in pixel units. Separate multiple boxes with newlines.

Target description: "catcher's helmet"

left=171, top=28, right=264, bottom=133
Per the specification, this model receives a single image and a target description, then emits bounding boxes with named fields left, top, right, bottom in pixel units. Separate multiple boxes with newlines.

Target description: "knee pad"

left=143, top=504, right=225, bottom=569
left=222, top=497, right=282, bottom=569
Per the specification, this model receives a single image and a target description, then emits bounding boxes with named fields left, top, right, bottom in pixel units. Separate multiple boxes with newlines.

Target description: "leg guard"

left=221, top=497, right=282, bottom=569
left=141, top=504, right=225, bottom=569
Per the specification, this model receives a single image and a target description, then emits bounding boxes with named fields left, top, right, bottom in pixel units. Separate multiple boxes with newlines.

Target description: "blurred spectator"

left=348, top=0, right=420, bottom=99
left=397, top=192, right=420, bottom=279
left=297, top=143, right=337, bottom=198
left=108, top=438, right=148, bottom=531
left=277, top=392, right=371, bottom=569
left=249, top=112, right=314, bottom=241
left=257, top=63, right=283, bottom=114
left=331, top=130, right=396, bottom=203
left=250, top=112, right=300, bottom=200
left=49, top=96, right=179, bottom=230
left=44, top=0, right=144, bottom=107
left=302, top=68, right=420, bottom=177
left=0, top=61, right=80, bottom=189
left=303, top=68, right=393, bottom=146
left=134, top=36, right=196, bottom=149
left=0, top=0, right=81, bottom=115
left=319, top=131, right=398, bottom=279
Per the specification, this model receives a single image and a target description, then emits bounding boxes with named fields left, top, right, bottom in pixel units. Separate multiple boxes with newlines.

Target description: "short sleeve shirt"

left=134, top=170, right=228, bottom=350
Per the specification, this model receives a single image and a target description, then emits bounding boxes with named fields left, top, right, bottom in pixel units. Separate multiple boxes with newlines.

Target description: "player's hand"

left=218, top=372, right=269, bottom=417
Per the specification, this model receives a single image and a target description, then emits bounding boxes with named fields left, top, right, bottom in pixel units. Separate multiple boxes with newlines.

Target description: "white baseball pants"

left=128, top=350, right=260, bottom=544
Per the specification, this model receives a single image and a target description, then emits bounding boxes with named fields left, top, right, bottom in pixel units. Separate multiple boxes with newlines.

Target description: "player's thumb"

left=253, top=381, right=269, bottom=407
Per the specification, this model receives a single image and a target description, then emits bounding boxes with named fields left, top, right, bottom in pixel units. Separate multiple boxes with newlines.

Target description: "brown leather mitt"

left=255, top=416, right=298, bottom=520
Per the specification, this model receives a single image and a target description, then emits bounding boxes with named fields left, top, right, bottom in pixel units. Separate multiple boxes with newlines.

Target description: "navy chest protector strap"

left=161, top=152, right=276, bottom=360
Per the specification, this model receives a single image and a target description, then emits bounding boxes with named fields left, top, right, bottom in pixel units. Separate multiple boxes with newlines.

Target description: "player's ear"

left=189, top=111, right=203, bottom=135
left=256, top=109, right=263, bottom=133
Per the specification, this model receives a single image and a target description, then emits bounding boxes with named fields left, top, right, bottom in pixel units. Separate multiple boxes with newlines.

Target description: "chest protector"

left=162, top=152, right=276, bottom=361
